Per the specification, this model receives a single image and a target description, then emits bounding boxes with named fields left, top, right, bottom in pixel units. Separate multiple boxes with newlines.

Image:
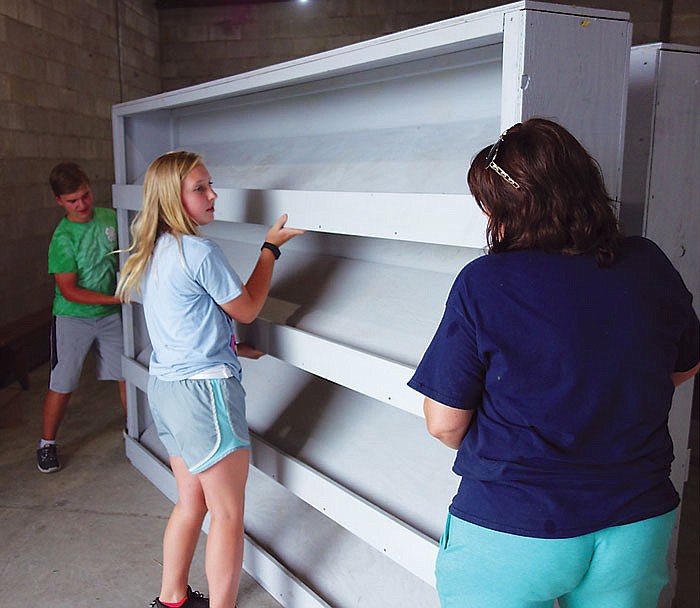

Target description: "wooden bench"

left=0, top=308, right=52, bottom=389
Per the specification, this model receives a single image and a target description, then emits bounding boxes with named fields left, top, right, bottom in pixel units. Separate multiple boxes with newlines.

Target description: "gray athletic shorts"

left=148, top=375, right=250, bottom=474
left=49, top=314, right=124, bottom=393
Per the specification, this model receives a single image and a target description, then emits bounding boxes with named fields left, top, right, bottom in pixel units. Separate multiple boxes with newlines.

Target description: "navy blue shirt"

left=409, top=237, right=699, bottom=538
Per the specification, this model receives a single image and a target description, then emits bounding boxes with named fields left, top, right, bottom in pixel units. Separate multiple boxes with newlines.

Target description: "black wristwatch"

left=261, top=241, right=281, bottom=260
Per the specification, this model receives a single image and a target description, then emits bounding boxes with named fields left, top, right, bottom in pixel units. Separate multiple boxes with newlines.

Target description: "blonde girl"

left=117, top=151, right=303, bottom=608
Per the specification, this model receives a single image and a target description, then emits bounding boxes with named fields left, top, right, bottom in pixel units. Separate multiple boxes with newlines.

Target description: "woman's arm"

left=220, top=214, right=303, bottom=324
left=423, top=397, right=474, bottom=449
left=54, top=272, right=120, bottom=305
left=672, top=361, right=700, bottom=387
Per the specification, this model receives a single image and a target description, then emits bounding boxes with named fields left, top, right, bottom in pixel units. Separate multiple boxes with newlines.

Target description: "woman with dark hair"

left=409, top=118, right=699, bottom=608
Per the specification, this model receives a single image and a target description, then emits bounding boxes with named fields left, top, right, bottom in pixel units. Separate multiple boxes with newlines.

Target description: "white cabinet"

left=621, top=43, right=700, bottom=608
left=112, top=3, right=631, bottom=606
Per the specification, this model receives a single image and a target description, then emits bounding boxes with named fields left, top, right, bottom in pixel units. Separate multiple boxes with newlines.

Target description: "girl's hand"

left=222, top=215, right=304, bottom=324
left=236, top=342, right=265, bottom=359
left=265, top=214, right=305, bottom=247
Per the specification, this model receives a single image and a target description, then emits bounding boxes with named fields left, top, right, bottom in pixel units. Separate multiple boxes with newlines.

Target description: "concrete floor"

left=0, top=360, right=698, bottom=608
left=0, top=360, right=282, bottom=608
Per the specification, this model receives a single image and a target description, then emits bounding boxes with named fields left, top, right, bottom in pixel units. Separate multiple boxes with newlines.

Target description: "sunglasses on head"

left=486, top=131, right=520, bottom=189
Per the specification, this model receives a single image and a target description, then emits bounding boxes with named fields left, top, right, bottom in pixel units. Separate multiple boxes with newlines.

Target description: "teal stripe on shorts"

left=194, top=377, right=250, bottom=473
left=148, top=375, right=250, bottom=474
left=435, top=509, right=676, bottom=608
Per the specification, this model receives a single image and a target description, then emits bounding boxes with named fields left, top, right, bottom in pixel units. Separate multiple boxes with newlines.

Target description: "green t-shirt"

left=48, top=206, right=120, bottom=318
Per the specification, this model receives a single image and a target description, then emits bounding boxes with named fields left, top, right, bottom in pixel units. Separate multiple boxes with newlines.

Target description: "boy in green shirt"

left=37, top=162, right=126, bottom=473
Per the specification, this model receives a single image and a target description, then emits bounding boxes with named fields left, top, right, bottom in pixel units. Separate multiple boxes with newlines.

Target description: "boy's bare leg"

left=118, top=380, right=127, bottom=416
left=41, top=389, right=72, bottom=440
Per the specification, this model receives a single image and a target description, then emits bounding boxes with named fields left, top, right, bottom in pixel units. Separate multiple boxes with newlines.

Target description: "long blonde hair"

left=116, top=151, right=204, bottom=301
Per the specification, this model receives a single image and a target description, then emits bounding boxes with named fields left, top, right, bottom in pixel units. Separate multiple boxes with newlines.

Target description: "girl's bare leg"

left=159, top=456, right=208, bottom=603
left=198, top=448, right=250, bottom=608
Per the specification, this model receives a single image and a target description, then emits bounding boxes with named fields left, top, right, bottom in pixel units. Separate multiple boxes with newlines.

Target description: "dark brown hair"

left=467, top=118, right=621, bottom=266
left=49, top=162, right=90, bottom=197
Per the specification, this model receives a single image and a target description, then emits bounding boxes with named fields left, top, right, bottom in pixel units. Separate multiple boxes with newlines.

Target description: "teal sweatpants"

left=435, top=510, right=676, bottom=608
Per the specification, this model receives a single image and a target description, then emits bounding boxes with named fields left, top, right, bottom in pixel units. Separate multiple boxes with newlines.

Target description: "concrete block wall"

left=159, top=0, right=475, bottom=90
left=0, top=0, right=160, bottom=327
left=158, top=0, right=700, bottom=92
left=672, top=0, right=700, bottom=45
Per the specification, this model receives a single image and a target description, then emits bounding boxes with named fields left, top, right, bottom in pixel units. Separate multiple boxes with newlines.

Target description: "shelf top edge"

left=112, top=2, right=628, bottom=118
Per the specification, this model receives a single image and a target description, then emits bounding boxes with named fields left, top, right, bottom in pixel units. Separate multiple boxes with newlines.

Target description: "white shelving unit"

left=621, top=43, right=699, bottom=608
left=112, top=3, right=631, bottom=606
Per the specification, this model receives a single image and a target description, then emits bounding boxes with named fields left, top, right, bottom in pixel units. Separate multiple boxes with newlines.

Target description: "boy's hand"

left=55, top=272, right=122, bottom=306
left=265, top=214, right=304, bottom=247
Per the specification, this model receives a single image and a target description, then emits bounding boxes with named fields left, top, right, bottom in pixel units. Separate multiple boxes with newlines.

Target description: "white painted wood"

left=242, top=467, right=440, bottom=608
left=111, top=3, right=627, bottom=122
left=644, top=47, right=699, bottom=608
left=122, top=354, right=150, bottom=392
left=123, top=62, right=502, bottom=194
left=620, top=46, right=658, bottom=235
left=113, top=184, right=488, bottom=248
left=127, top=215, right=465, bottom=370
left=250, top=433, right=438, bottom=585
left=621, top=43, right=700, bottom=608
left=112, top=5, right=629, bottom=197
left=642, top=47, right=699, bottom=309
left=112, top=114, right=126, bottom=184
left=117, top=206, right=140, bottom=440
left=111, top=11, right=506, bottom=118
left=116, top=208, right=134, bottom=361
left=245, top=313, right=421, bottom=417
left=238, top=354, right=458, bottom=540
left=172, top=43, right=502, bottom=138
left=123, top=111, right=176, bottom=184
left=113, top=5, right=632, bottom=606
left=501, top=8, right=631, bottom=201
left=124, top=382, right=139, bottom=439
left=240, top=534, right=331, bottom=608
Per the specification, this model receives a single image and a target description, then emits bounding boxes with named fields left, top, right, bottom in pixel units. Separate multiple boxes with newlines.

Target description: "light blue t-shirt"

left=142, top=233, right=244, bottom=381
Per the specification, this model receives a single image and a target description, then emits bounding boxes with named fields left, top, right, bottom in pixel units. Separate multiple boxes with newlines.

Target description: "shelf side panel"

left=501, top=9, right=631, bottom=201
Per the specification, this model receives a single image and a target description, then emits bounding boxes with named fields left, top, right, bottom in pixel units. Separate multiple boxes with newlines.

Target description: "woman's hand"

left=264, top=214, right=305, bottom=247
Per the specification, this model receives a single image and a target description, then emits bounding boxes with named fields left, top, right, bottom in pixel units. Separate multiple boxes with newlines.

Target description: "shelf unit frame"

left=621, top=43, right=699, bottom=608
left=113, top=3, right=632, bottom=606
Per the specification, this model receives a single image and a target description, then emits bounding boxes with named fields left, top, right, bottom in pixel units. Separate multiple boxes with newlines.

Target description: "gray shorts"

left=49, top=314, right=124, bottom=393
left=148, top=375, right=250, bottom=474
